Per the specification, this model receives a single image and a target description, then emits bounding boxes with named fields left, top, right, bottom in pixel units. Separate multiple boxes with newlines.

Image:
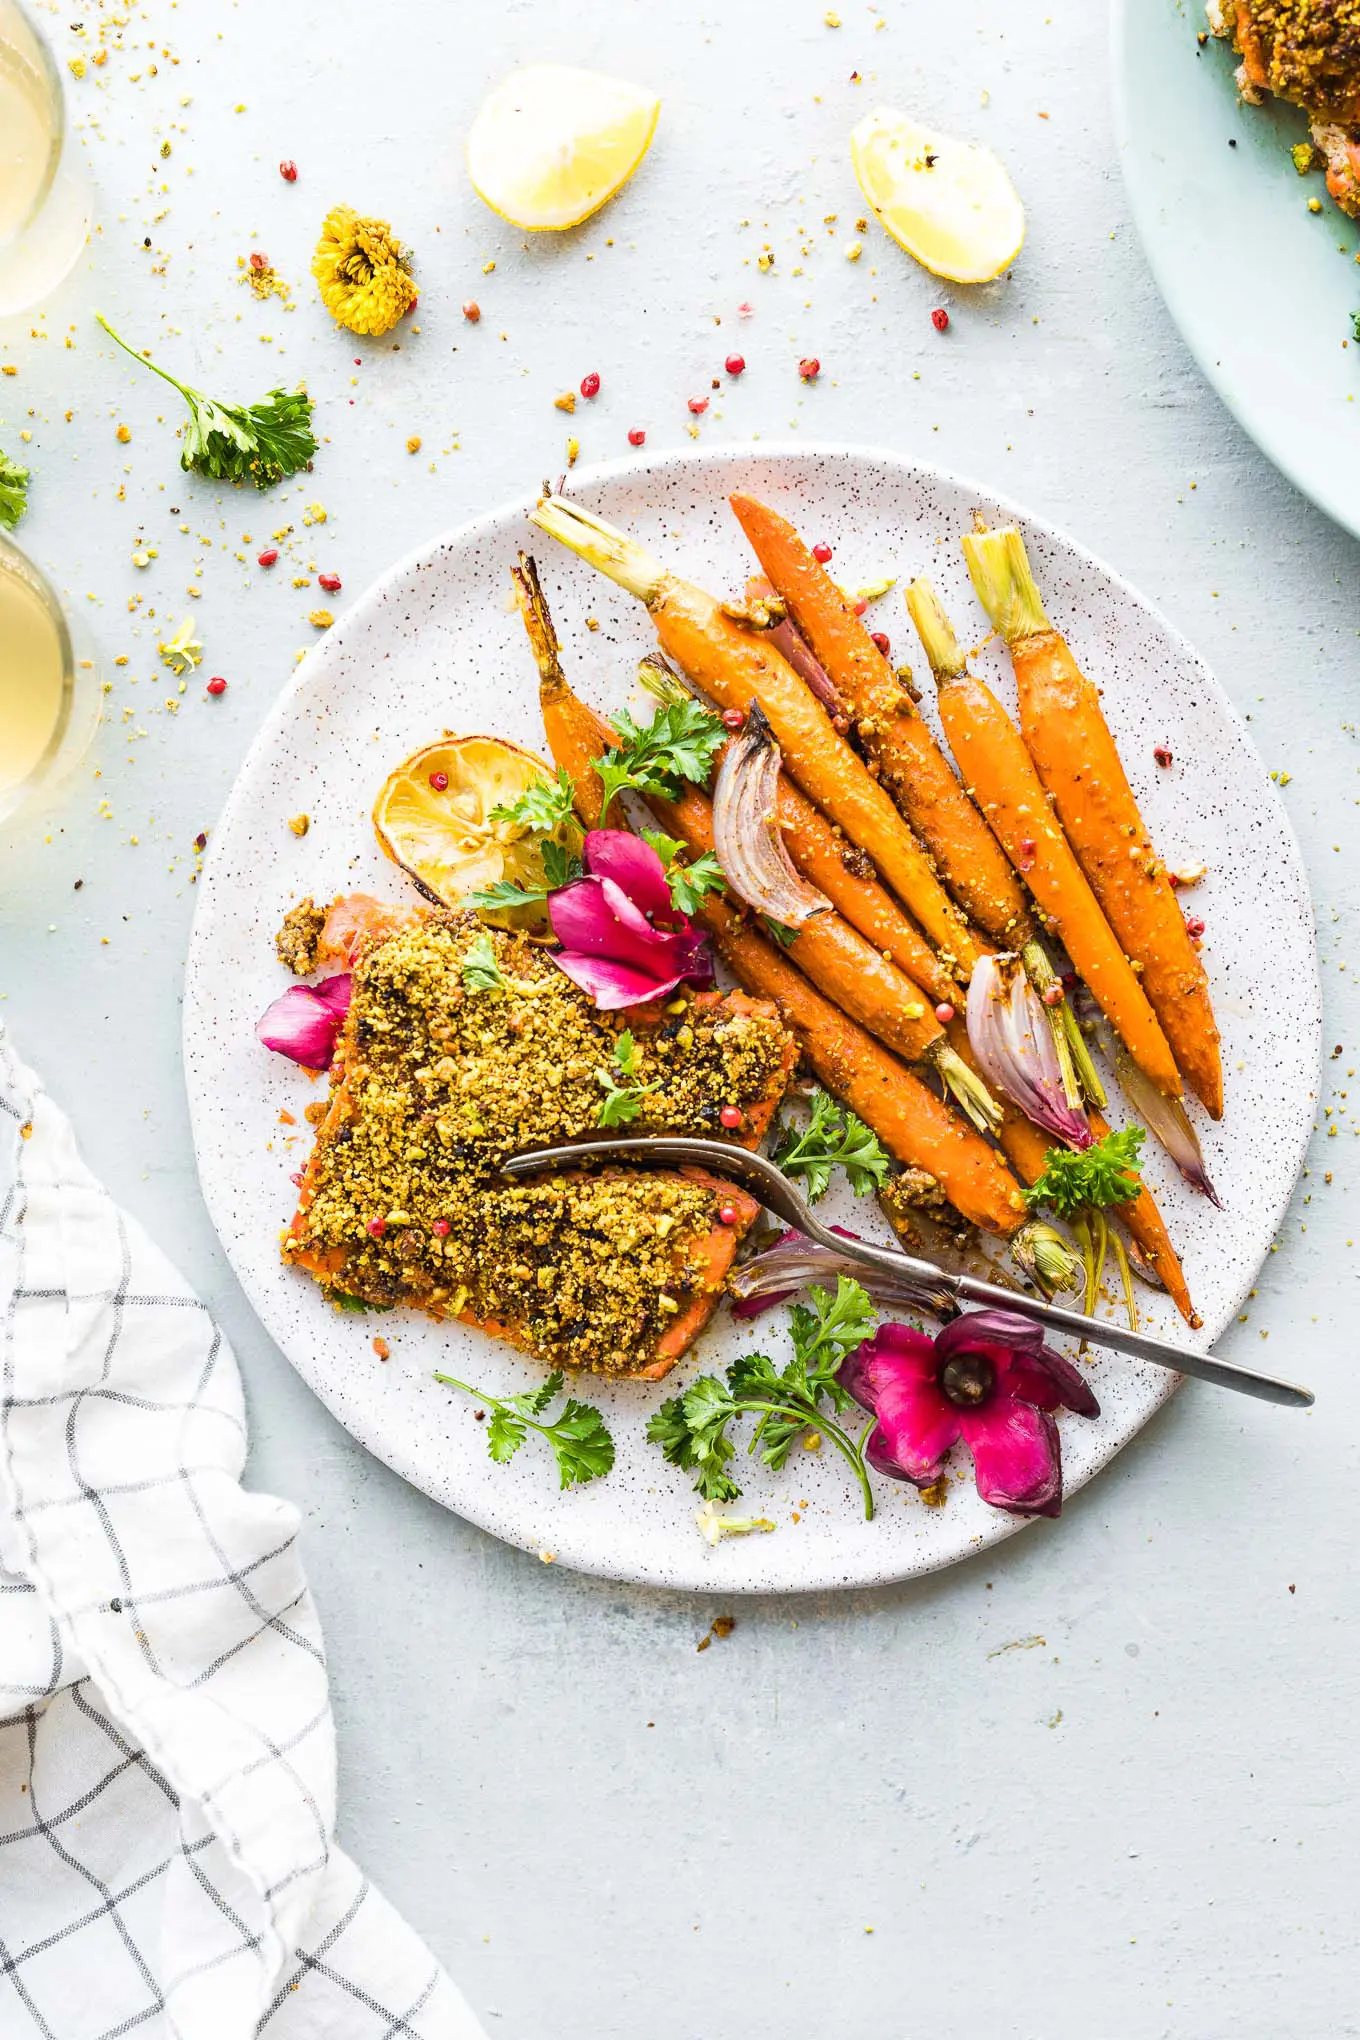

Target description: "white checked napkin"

left=0, top=1024, right=486, bottom=2040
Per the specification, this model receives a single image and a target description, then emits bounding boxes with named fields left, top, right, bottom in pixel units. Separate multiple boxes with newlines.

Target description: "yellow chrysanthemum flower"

left=311, top=205, right=417, bottom=338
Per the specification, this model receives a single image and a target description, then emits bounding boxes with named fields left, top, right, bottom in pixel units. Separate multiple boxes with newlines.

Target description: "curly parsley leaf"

left=436, top=1367, right=615, bottom=1489
left=595, top=1028, right=662, bottom=1127
left=489, top=764, right=577, bottom=837
left=640, top=828, right=726, bottom=916
left=464, top=877, right=548, bottom=915
left=541, top=838, right=584, bottom=890
left=0, top=447, right=30, bottom=529
left=96, top=314, right=316, bottom=489
left=593, top=699, right=726, bottom=820
left=761, top=915, right=799, bottom=949
left=1024, top=1126, right=1145, bottom=1221
left=462, top=930, right=509, bottom=994
left=1353, top=310, right=1360, bottom=344
left=647, top=1279, right=879, bottom=1513
left=773, top=1088, right=891, bottom=1202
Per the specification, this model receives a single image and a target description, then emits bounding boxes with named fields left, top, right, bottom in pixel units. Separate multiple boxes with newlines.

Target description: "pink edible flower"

left=256, top=973, right=352, bottom=1069
left=839, top=1309, right=1099, bottom=1518
left=548, top=829, right=713, bottom=1011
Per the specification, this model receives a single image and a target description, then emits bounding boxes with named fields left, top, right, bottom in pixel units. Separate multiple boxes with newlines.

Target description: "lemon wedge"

left=467, top=65, right=660, bottom=231
left=850, top=108, right=1024, bottom=285
left=373, top=734, right=574, bottom=930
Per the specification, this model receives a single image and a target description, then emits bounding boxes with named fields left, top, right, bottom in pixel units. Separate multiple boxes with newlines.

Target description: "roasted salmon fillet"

left=280, top=908, right=797, bottom=1378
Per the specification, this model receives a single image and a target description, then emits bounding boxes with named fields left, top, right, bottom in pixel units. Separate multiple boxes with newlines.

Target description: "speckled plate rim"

left=1111, top=0, right=1360, bottom=542
left=183, top=441, right=1320, bottom=1594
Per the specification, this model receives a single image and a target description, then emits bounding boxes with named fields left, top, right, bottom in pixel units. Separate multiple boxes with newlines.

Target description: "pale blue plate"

left=1114, top=0, right=1360, bottom=539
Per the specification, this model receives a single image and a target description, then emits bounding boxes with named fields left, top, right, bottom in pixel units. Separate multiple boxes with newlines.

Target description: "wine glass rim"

left=0, top=0, right=67, bottom=243
left=0, top=530, right=77, bottom=814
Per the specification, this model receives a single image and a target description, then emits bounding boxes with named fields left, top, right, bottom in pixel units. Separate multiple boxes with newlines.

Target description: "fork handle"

left=953, top=1272, right=1313, bottom=1408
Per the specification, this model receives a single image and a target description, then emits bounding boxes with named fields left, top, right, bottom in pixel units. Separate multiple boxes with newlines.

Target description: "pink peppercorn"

left=628, top=426, right=647, bottom=446
left=249, top=251, right=269, bottom=272
left=1154, top=744, right=1173, bottom=767
left=290, top=1170, right=304, bottom=1186
left=934, top=1001, right=955, bottom=1025
left=725, top=353, right=746, bottom=375
left=871, top=631, right=891, bottom=655
left=1186, top=916, right=1206, bottom=939
left=367, top=1219, right=387, bottom=1238
left=580, top=371, right=601, bottom=398
left=257, top=548, right=278, bottom=567
left=1020, top=838, right=1037, bottom=857
left=721, top=707, right=745, bottom=732
left=719, top=1104, right=744, bottom=1129
left=462, top=300, right=481, bottom=323
left=688, top=395, right=709, bottom=415
left=852, top=599, right=868, bottom=617
left=931, top=308, right=950, bottom=332
left=1042, top=984, right=1065, bottom=1007
left=429, top=770, right=449, bottom=792
left=799, top=356, right=820, bottom=380
left=812, top=541, right=833, bottom=563
left=318, top=572, right=342, bottom=593
left=717, top=1204, right=739, bottom=1226
left=432, top=1218, right=451, bottom=1238
left=206, top=677, right=227, bottom=696
left=279, top=160, right=298, bottom=182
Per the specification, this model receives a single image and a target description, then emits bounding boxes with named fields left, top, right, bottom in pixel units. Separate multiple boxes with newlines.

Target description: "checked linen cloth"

left=0, top=1024, right=486, bottom=2040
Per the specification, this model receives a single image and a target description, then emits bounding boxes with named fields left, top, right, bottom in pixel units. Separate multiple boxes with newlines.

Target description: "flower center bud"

left=940, top=1355, right=995, bottom=1408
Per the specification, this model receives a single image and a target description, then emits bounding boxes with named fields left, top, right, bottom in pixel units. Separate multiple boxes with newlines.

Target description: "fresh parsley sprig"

left=595, top=1029, right=661, bottom=1127
left=640, top=828, right=726, bottom=915
left=1024, top=1127, right=1144, bottom=1220
left=647, top=1277, right=880, bottom=1516
left=773, top=1088, right=891, bottom=1203
left=593, top=699, right=726, bottom=820
left=465, top=841, right=584, bottom=919
left=0, top=447, right=30, bottom=529
left=489, top=765, right=578, bottom=837
left=436, top=1369, right=615, bottom=1489
left=96, top=313, right=317, bottom=489
left=462, top=930, right=510, bottom=994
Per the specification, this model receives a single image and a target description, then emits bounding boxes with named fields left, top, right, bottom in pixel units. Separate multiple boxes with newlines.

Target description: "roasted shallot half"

left=711, top=702, right=832, bottom=929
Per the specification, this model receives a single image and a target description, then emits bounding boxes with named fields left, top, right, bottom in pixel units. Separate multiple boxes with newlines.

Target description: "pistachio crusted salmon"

left=280, top=908, right=796, bottom=1377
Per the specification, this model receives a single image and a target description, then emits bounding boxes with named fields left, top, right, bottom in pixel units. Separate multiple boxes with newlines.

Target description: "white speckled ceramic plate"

left=183, top=444, right=1319, bottom=1593
left=1114, top=0, right=1360, bottom=539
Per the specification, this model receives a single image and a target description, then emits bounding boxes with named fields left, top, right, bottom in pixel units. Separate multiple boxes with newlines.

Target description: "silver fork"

left=501, top=1136, right=1314, bottom=1409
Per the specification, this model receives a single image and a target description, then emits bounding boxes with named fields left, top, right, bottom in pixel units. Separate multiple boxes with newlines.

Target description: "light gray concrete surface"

left=3, top=2, right=1357, bottom=2035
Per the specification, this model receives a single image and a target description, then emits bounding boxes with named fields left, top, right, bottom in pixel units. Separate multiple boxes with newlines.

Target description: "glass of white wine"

left=0, top=0, right=92, bottom=316
left=0, top=534, right=98, bottom=825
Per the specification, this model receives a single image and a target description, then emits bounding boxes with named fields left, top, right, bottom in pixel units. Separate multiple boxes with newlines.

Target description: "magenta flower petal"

left=1002, top=1346, right=1101, bottom=1420
left=550, top=949, right=694, bottom=1012
left=871, top=1374, right=962, bottom=1486
left=257, top=973, right=351, bottom=1070
left=937, top=1310, right=1099, bottom=1419
left=839, top=1320, right=938, bottom=1411
left=583, top=829, right=674, bottom=919
left=959, top=1399, right=1064, bottom=1517
left=550, top=874, right=656, bottom=962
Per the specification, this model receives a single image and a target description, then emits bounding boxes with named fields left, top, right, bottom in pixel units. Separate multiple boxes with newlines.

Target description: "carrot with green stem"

left=730, top=491, right=1033, bottom=945
left=528, top=493, right=981, bottom=980
left=637, top=655, right=959, bottom=1008
left=963, top=522, right=1223, bottom=1121
left=906, top=576, right=1184, bottom=1103
left=731, top=494, right=1103, bottom=1110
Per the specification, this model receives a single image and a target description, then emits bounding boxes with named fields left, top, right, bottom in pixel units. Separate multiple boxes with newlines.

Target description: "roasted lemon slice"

left=373, top=735, right=569, bottom=929
left=850, top=108, right=1024, bottom=285
left=467, top=65, right=660, bottom=231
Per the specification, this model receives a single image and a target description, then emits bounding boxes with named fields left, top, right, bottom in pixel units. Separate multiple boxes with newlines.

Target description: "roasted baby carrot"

left=906, top=576, right=1184, bottom=1102
left=963, top=524, right=1223, bottom=1120
left=730, top=491, right=1034, bottom=947
left=529, top=494, right=980, bottom=978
